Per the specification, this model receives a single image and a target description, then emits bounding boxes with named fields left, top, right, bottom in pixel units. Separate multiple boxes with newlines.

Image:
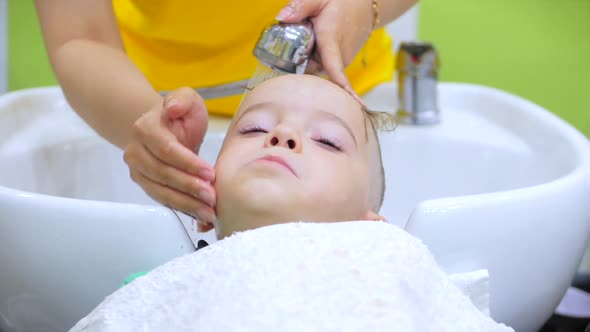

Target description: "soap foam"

left=71, top=221, right=514, bottom=332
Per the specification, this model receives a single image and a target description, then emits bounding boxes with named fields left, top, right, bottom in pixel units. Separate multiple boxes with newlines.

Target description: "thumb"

left=163, top=87, right=209, bottom=153
left=275, top=0, right=325, bottom=22
left=163, top=87, right=201, bottom=120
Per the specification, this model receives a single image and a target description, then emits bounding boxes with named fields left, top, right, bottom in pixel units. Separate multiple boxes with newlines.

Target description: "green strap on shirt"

left=121, top=271, right=149, bottom=287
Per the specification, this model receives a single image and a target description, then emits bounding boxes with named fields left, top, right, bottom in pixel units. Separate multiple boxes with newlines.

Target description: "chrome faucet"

left=253, top=20, right=315, bottom=74
left=395, top=42, right=441, bottom=125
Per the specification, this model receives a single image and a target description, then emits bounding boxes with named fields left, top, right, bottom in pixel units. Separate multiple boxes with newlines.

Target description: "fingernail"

left=275, top=5, right=295, bottom=21
left=195, top=213, right=207, bottom=225
left=165, top=98, right=179, bottom=109
left=199, top=189, right=216, bottom=206
left=357, top=95, right=367, bottom=108
left=196, top=213, right=215, bottom=226
left=200, top=168, right=215, bottom=181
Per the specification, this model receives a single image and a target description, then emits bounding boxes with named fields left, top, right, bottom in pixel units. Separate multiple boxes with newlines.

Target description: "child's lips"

left=255, top=155, right=297, bottom=177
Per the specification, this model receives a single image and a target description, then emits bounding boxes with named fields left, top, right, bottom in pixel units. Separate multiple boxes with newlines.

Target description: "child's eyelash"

left=239, top=124, right=267, bottom=134
left=317, top=137, right=342, bottom=151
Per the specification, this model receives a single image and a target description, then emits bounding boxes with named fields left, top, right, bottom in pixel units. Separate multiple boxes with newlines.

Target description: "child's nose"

left=265, top=126, right=302, bottom=152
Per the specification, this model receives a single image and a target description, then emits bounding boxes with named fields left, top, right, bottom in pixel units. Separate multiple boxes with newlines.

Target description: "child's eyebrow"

left=232, top=101, right=358, bottom=147
left=314, top=110, right=358, bottom=148
left=233, top=101, right=275, bottom=126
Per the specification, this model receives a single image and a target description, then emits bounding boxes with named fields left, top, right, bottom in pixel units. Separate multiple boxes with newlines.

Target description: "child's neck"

left=216, top=208, right=298, bottom=239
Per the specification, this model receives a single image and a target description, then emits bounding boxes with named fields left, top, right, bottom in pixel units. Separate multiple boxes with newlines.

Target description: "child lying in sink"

left=70, top=75, right=513, bottom=332
left=210, top=73, right=391, bottom=238
left=123, top=72, right=392, bottom=278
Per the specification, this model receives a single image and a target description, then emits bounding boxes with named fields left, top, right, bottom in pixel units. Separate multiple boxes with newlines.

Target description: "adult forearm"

left=52, top=39, right=162, bottom=149
left=376, top=0, right=417, bottom=28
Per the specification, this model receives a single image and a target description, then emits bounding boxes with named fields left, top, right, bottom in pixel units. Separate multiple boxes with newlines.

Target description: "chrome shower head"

left=253, top=20, right=315, bottom=74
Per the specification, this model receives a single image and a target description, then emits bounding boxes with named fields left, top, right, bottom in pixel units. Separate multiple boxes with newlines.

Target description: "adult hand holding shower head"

left=248, top=20, right=316, bottom=90
left=253, top=20, right=315, bottom=74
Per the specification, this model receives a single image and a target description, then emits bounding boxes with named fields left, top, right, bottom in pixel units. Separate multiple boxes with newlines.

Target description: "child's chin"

left=243, top=175, right=294, bottom=193
left=222, top=174, right=283, bottom=197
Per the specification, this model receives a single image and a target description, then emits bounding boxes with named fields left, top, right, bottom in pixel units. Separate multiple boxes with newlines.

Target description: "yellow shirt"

left=113, top=0, right=394, bottom=116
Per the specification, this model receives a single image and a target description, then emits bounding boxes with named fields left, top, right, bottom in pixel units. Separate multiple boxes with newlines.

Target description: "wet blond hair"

left=361, top=107, right=396, bottom=212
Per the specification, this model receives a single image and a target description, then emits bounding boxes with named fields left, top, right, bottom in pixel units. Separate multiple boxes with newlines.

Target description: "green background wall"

left=7, top=1, right=57, bottom=90
left=7, top=1, right=590, bottom=137
left=418, top=0, right=590, bottom=137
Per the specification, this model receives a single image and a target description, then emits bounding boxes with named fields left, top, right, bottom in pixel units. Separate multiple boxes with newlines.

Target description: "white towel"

left=70, top=221, right=513, bottom=332
left=449, top=269, right=491, bottom=316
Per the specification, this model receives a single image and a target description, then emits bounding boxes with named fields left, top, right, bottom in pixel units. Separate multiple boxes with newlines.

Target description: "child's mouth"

left=255, top=155, right=297, bottom=177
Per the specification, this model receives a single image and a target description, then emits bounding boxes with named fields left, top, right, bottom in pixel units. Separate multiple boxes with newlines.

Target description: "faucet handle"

left=396, top=42, right=440, bottom=76
left=253, top=20, right=315, bottom=74
left=396, top=42, right=441, bottom=125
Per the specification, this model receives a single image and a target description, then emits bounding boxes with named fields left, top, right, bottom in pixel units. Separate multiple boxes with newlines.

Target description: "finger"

left=133, top=120, right=215, bottom=181
left=275, top=0, right=326, bottom=22
left=163, top=87, right=209, bottom=153
left=304, top=58, right=325, bottom=76
left=317, top=39, right=366, bottom=107
left=130, top=170, right=217, bottom=225
left=198, top=221, right=215, bottom=233
left=124, top=143, right=216, bottom=206
left=162, top=87, right=205, bottom=120
left=317, top=40, right=351, bottom=92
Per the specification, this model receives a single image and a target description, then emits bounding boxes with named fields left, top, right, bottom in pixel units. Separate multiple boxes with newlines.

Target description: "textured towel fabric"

left=120, top=240, right=210, bottom=287
left=449, top=269, right=491, bottom=317
left=70, top=221, right=513, bottom=332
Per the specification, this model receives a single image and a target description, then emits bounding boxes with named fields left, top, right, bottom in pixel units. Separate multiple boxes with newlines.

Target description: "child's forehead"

left=239, top=75, right=363, bottom=121
left=251, top=75, right=357, bottom=104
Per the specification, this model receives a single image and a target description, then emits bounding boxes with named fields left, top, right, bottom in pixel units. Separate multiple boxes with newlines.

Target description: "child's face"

left=214, top=74, right=382, bottom=238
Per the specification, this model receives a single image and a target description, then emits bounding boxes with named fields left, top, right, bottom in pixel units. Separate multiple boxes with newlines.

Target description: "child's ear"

left=363, top=210, right=386, bottom=222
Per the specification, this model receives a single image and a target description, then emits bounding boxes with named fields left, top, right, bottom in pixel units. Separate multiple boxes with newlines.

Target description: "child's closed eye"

left=239, top=124, right=268, bottom=134
left=315, top=137, right=342, bottom=151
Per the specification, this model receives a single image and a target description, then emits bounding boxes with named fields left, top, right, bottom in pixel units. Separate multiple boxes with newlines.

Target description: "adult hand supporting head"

left=124, top=87, right=216, bottom=232
left=276, top=0, right=375, bottom=103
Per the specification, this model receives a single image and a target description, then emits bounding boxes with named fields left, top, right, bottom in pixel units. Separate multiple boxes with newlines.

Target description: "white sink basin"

left=366, top=83, right=590, bottom=332
left=0, top=83, right=589, bottom=332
